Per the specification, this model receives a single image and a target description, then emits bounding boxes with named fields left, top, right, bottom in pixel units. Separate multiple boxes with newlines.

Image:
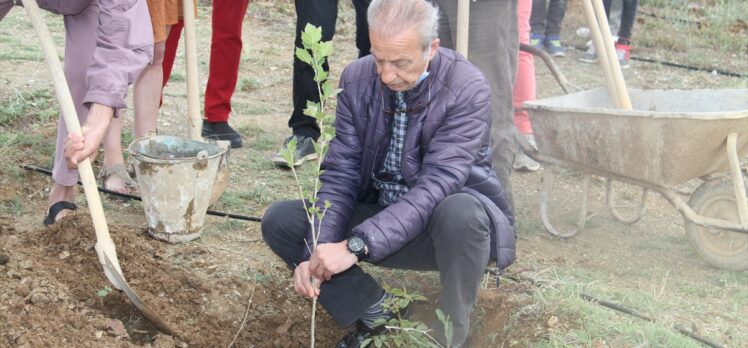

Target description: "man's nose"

left=379, top=64, right=397, bottom=84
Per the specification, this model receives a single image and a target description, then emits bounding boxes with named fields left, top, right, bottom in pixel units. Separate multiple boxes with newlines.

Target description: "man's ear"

left=429, top=39, right=440, bottom=60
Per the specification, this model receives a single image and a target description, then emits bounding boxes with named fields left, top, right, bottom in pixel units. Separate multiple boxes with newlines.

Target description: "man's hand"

left=308, top=241, right=358, bottom=281
left=294, top=261, right=322, bottom=299
left=64, top=103, right=113, bottom=169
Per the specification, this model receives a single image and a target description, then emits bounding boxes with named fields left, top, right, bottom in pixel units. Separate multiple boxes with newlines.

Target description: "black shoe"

left=335, top=321, right=387, bottom=348
left=271, top=135, right=318, bottom=168
left=201, top=121, right=243, bottom=148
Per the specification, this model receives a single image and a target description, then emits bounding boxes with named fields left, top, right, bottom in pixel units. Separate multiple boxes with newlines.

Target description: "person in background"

left=514, top=0, right=541, bottom=171
left=529, top=0, right=568, bottom=57
left=100, top=0, right=180, bottom=195
left=0, top=0, right=154, bottom=225
left=262, top=1, right=516, bottom=346
left=270, top=0, right=372, bottom=168
left=161, top=0, right=245, bottom=149
left=580, top=0, right=638, bottom=68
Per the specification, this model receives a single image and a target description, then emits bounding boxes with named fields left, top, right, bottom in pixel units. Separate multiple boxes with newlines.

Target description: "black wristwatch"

left=347, top=235, right=367, bottom=262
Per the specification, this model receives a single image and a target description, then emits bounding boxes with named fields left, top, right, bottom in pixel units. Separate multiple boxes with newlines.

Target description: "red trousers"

left=162, top=0, right=250, bottom=122
left=513, top=0, right=536, bottom=135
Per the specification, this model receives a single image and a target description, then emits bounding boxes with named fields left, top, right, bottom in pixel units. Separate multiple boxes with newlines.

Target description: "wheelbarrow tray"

left=524, top=88, right=748, bottom=187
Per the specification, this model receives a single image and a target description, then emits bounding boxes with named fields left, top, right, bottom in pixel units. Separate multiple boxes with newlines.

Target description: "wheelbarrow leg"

left=727, top=133, right=748, bottom=224
left=540, top=165, right=592, bottom=238
left=606, top=179, right=649, bottom=224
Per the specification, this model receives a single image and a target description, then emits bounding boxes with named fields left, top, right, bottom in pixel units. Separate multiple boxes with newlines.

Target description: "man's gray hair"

left=367, top=0, right=440, bottom=52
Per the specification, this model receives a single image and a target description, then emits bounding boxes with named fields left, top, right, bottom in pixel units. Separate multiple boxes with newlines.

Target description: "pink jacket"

left=1, top=0, right=153, bottom=113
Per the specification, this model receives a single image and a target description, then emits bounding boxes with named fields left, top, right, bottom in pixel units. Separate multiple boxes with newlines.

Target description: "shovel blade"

left=102, top=253, right=180, bottom=337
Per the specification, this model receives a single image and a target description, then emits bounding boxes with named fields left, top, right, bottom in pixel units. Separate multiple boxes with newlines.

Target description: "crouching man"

left=262, top=0, right=515, bottom=346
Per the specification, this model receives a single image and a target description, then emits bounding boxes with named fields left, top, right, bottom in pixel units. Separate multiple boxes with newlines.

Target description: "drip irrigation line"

left=637, top=10, right=702, bottom=26
left=507, top=272, right=725, bottom=348
left=572, top=46, right=748, bottom=78
left=21, top=164, right=263, bottom=223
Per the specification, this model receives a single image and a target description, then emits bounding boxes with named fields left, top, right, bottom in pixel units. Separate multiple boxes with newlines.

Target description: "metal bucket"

left=129, top=136, right=226, bottom=243
left=207, top=140, right=231, bottom=207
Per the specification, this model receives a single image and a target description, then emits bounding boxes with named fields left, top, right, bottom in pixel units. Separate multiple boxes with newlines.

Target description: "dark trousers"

left=603, top=0, right=638, bottom=40
left=290, top=0, right=371, bottom=140
left=530, top=0, right=568, bottom=36
left=261, top=193, right=492, bottom=345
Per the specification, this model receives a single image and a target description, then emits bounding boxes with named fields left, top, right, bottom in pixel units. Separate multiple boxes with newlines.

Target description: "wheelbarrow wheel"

left=685, top=176, right=748, bottom=271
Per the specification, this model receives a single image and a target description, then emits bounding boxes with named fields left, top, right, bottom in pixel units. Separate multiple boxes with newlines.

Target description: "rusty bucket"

left=129, top=135, right=226, bottom=243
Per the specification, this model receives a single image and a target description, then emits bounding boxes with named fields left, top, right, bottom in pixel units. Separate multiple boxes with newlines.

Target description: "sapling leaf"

left=314, top=69, right=328, bottom=83
left=301, top=23, right=322, bottom=48
left=304, top=102, right=319, bottom=118
left=317, top=41, right=334, bottom=59
left=296, top=47, right=313, bottom=65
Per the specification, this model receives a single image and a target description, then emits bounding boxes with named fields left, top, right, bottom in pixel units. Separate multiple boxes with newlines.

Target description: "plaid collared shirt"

left=374, top=91, right=410, bottom=206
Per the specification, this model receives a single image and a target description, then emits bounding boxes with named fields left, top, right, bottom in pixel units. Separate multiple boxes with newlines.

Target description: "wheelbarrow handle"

left=20, top=0, right=126, bottom=288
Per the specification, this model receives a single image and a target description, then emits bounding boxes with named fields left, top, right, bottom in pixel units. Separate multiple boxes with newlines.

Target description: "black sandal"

left=43, top=201, right=77, bottom=226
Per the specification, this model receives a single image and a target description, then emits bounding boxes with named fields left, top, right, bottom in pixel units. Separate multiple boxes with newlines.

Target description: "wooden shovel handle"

left=456, top=0, right=469, bottom=57
left=21, top=0, right=124, bottom=282
left=590, top=0, right=632, bottom=109
left=183, top=0, right=202, bottom=140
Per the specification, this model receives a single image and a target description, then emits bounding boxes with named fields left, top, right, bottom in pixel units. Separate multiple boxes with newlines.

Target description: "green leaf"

left=361, top=338, right=373, bottom=348
left=317, top=41, right=334, bottom=58
left=314, top=69, right=328, bottom=83
left=295, top=47, right=313, bottom=65
left=303, top=102, right=319, bottom=118
left=374, top=336, right=383, bottom=348
left=301, top=24, right=322, bottom=48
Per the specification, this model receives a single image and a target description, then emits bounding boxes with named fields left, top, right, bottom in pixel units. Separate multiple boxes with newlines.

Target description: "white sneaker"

left=513, top=150, right=541, bottom=171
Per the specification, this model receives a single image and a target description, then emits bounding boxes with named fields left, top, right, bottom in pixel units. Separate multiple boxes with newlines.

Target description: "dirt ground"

left=1, top=0, right=746, bottom=347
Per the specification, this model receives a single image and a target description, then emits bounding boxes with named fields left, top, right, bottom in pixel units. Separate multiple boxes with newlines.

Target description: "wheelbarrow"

left=522, top=87, right=748, bottom=271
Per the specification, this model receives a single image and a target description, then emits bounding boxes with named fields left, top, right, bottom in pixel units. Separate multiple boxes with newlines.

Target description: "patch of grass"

left=0, top=87, right=58, bottom=128
left=511, top=270, right=703, bottom=347
left=0, top=197, right=24, bottom=216
left=238, top=77, right=262, bottom=93
left=169, top=73, right=186, bottom=82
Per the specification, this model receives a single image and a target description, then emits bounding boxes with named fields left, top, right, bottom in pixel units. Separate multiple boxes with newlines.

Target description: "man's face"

left=370, top=27, right=439, bottom=92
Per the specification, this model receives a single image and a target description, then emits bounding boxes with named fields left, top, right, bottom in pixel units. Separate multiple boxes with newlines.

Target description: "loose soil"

left=0, top=211, right=341, bottom=347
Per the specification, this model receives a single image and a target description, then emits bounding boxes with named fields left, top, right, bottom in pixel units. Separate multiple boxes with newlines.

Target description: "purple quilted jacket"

left=309, top=48, right=516, bottom=269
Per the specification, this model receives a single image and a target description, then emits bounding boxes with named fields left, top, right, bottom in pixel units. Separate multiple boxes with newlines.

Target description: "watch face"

left=348, top=236, right=365, bottom=253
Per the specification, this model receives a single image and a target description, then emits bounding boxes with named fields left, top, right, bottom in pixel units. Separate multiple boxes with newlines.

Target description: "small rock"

left=15, top=284, right=30, bottom=298
left=58, top=251, right=70, bottom=260
left=15, top=335, right=26, bottom=345
left=105, top=319, right=130, bottom=340
left=151, top=334, right=175, bottom=348
left=95, top=331, right=104, bottom=340
left=0, top=254, right=9, bottom=265
left=547, top=315, right=559, bottom=328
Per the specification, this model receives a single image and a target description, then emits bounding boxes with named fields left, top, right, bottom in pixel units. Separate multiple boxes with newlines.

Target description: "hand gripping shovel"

left=22, top=0, right=178, bottom=336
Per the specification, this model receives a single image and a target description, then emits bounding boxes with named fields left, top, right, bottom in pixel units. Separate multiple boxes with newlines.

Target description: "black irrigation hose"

left=21, top=164, right=263, bottom=223
left=572, top=46, right=748, bottom=78
left=637, top=10, right=702, bottom=26
left=506, top=273, right=725, bottom=348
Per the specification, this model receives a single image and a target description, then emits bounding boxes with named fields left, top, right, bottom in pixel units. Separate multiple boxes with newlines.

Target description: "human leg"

left=431, top=0, right=519, bottom=207
left=161, top=20, right=183, bottom=93
left=133, top=39, right=166, bottom=139
left=351, top=0, right=371, bottom=58
left=48, top=1, right=99, bottom=222
left=529, top=0, right=546, bottom=37
left=289, top=0, right=337, bottom=141
left=514, top=0, right=540, bottom=171
left=261, top=200, right=385, bottom=327
left=200, top=0, right=249, bottom=148
left=545, top=0, right=568, bottom=36
left=203, top=0, right=249, bottom=123
left=378, top=193, right=491, bottom=345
